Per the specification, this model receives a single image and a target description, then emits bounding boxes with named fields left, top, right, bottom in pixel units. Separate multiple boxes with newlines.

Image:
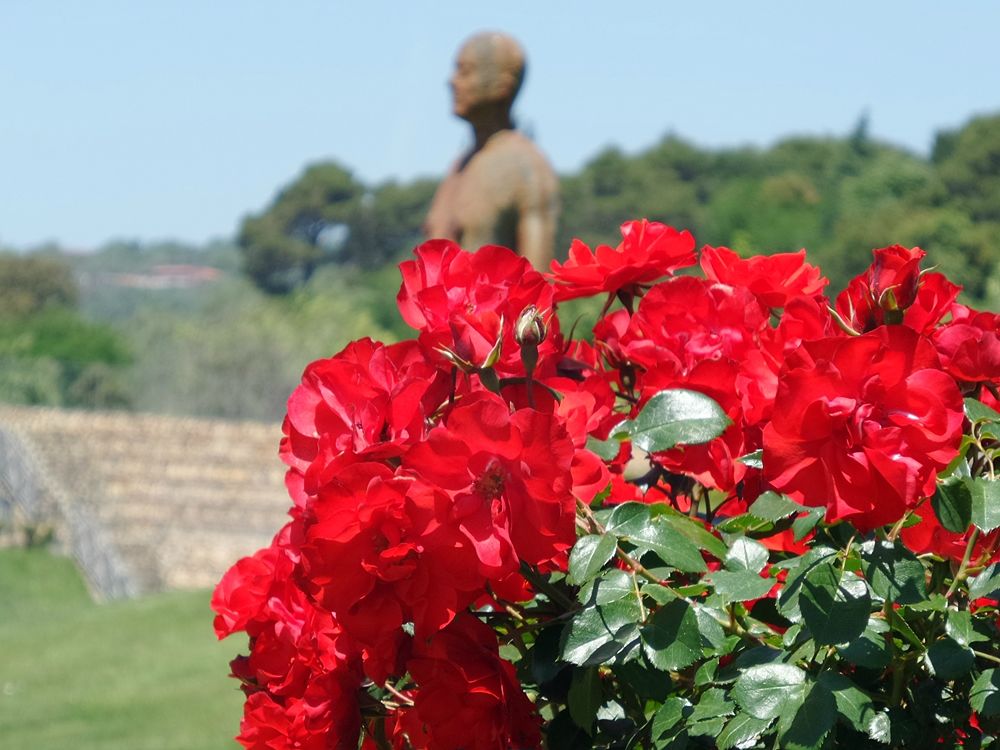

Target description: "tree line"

left=239, top=112, right=1000, bottom=302
left=1, top=112, right=997, bottom=420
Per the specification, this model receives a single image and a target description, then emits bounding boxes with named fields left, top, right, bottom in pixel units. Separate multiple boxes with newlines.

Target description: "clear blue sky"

left=2, top=1, right=998, bottom=250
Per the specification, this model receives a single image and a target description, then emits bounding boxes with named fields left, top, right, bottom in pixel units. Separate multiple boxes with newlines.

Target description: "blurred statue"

left=424, top=31, right=560, bottom=270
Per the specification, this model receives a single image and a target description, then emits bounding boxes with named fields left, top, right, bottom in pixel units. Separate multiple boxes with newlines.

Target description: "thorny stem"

left=840, top=536, right=856, bottom=575
left=886, top=603, right=906, bottom=707
left=576, top=498, right=667, bottom=587
left=973, top=649, right=1000, bottom=666
left=372, top=718, right=393, bottom=750
left=945, top=527, right=981, bottom=599
left=384, top=683, right=414, bottom=706
left=887, top=510, right=914, bottom=542
left=519, top=562, right=577, bottom=611
left=597, top=292, right=617, bottom=321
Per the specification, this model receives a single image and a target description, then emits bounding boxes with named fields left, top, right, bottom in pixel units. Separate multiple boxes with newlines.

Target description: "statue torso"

left=425, top=130, right=559, bottom=253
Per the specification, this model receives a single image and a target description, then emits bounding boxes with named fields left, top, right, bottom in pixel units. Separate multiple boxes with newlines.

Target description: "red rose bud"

left=835, top=245, right=928, bottom=332
left=514, top=305, right=547, bottom=347
left=871, top=245, right=924, bottom=311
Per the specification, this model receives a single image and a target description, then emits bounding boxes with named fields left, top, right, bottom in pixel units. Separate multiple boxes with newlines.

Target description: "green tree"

left=0, top=253, right=78, bottom=317
left=933, top=113, right=1000, bottom=222
left=238, top=162, right=365, bottom=293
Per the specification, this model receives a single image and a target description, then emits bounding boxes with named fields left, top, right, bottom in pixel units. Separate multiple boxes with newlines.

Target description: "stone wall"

left=0, top=405, right=289, bottom=600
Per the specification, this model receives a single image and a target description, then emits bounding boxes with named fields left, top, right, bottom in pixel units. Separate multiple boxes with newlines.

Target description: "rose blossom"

left=763, top=326, right=964, bottom=530
left=700, top=245, right=828, bottom=309
left=403, top=392, right=577, bottom=574
left=397, top=240, right=560, bottom=376
left=406, top=614, right=541, bottom=750
left=549, top=219, right=696, bottom=302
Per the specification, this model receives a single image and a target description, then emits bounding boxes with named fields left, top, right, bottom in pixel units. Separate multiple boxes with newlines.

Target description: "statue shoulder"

left=481, top=131, right=558, bottom=188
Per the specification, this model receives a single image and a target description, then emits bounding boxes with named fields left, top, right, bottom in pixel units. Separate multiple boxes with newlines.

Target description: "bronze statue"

left=424, top=32, right=560, bottom=270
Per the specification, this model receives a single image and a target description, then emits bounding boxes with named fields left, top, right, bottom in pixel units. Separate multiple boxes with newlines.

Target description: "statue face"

left=450, top=43, right=489, bottom=119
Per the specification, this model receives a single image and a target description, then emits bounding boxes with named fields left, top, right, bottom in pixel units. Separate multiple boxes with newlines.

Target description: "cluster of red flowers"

left=214, top=222, right=1000, bottom=748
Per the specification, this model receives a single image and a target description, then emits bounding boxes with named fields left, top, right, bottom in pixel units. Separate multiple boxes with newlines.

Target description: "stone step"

left=0, top=404, right=291, bottom=598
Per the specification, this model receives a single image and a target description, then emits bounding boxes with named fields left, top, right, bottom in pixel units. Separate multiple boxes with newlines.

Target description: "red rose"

left=901, top=272, right=962, bottom=334
left=407, top=614, right=541, bottom=750
left=212, top=534, right=292, bottom=639
left=933, top=307, right=1000, bottom=386
left=397, top=240, right=560, bottom=375
left=403, top=392, right=577, bottom=574
left=900, top=506, right=1000, bottom=564
left=299, top=462, right=482, bottom=671
left=618, top=277, right=771, bottom=492
left=621, top=276, right=768, bottom=374
left=763, top=326, right=964, bottom=530
left=236, top=674, right=362, bottom=750
left=834, top=245, right=959, bottom=333
left=549, top=219, right=696, bottom=302
left=700, top=245, right=828, bottom=309
left=281, top=338, right=449, bottom=502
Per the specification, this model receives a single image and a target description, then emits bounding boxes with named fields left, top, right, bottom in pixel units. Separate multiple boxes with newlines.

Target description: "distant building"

left=102, top=264, right=224, bottom=290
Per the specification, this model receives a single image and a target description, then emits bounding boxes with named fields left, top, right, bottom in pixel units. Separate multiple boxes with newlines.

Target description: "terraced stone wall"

left=0, top=405, right=289, bottom=600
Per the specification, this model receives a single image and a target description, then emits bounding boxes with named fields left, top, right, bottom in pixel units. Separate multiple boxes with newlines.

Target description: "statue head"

left=450, top=31, right=526, bottom=122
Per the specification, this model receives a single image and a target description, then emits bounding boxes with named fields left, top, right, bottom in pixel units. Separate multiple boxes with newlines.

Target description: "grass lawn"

left=0, top=547, right=244, bottom=749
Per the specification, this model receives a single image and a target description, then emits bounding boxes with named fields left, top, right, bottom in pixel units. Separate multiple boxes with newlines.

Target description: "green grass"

left=0, top=547, right=244, bottom=749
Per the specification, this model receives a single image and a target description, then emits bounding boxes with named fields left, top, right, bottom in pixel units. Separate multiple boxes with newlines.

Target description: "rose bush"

left=215, top=223, right=1000, bottom=749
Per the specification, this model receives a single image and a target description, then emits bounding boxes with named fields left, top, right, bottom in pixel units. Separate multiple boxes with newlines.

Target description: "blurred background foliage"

left=2, top=112, right=998, bottom=420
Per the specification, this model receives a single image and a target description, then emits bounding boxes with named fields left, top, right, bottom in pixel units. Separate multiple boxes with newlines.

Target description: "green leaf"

left=640, top=600, right=702, bottom=671
left=692, top=602, right=728, bottom=650
left=925, top=637, right=975, bottom=680
left=545, top=711, right=593, bottom=750
left=585, top=434, right=622, bottom=462
left=651, top=696, right=686, bottom=746
left=732, top=663, right=807, bottom=720
left=716, top=513, right=774, bottom=536
left=969, top=477, right=1000, bottom=533
left=706, top=570, right=775, bottom=604
left=817, top=672, right=876, bottom=732
left=620, top=389, right=731, bottom=452
left=694, top=658, right=718, bottom=687
left=717, top=712, right=773, bottom=750
left=969, top=563, right=1000, bottom=600
left=737, top=449, right=763, bottom=469
left=748, top=491, right=803, bottom=522
left=629, top=517, right=707, bottom=573
left=904, top=593, right=948, bottom=612
left=640, top=581, right=677, bottom=605
left=966, top=397, right=1000, bottom=425
left=777, top=547, right=839, bottom=621
left=568, top=667, right=602, bottom=733
left=605, top=502, right=651, bottom=537
left=838, top=626, right=890, bottom=670
left=970, top=669, right=1000, bottom=717
left=932, top=481, right=973, bottom=533
left=613, top=659, right=672, bottom=701
left=687, top=717, right=727, bottom=738
left=687, top=687, right=735, bottom=722
left=887, top=609, right=923, bottom=650
left=946, top=609, right=990, bottom=647
left=654, top=505, right=728, bottom=560
left=725, top=537, right=770, bottom=573
left=866, top=710, right=892, bottom=743
left=861, top=540, right=927, bottom=605
left=778, top=680, right=836, bottom=750
left=591, top=568, right=634, bottom=605
left=568, top=534, right=618, bottom=586
left=530, top=626, right=564, bottom=686
left=799, top=565, right=871, bottom=645
left=561, top=598, right=642, bottom=666
left=791, top=506, right=825, bottom=540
